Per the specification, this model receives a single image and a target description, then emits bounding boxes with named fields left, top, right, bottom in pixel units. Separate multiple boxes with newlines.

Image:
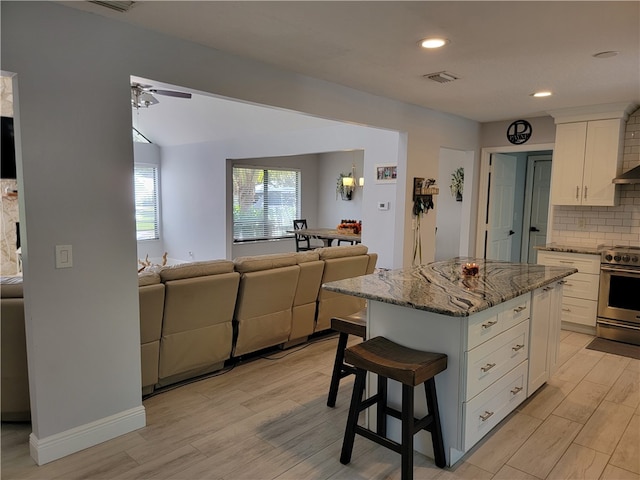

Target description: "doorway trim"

left=475, top=143, right=555, bottom=258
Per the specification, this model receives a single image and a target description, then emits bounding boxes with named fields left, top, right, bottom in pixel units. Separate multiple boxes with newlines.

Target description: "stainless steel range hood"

left=612, top=165, right=640, bottom=184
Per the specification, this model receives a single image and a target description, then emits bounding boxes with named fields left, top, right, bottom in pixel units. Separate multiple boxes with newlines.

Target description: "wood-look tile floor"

left=2, top=330, right=639, bottom=479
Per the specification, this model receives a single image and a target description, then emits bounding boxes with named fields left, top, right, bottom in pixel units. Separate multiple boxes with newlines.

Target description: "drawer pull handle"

left=559, top=260, right=574, bottom=264
left=513, top=306, right=526, bottom=313
left=565, top=283, right=573, bottom=287
left=511, top=386, right=523, bottom=395
left=562, top=308, right=571, bottom=312
left=481, top=363, right=496, bottom=373
left=481, top=320, right=498, bottom=329
left=479, top=411, right=494, bottom=422
left=512, top=344, right=525, bottom=352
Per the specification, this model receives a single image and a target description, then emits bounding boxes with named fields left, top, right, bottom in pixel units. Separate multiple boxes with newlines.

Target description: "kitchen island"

left=323, top=258, right=576, bottom=466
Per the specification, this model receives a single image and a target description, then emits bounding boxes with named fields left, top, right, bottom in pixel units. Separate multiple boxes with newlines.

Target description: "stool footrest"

left=355, top=425, right=402, bottom=454
left=380, top=405, right=436, bottom=434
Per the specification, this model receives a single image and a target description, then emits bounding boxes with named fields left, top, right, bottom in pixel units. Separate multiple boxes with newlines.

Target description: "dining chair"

left=293, top=219, right=321, bottom=252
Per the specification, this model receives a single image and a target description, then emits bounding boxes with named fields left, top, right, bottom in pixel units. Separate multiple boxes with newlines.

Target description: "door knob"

left=508, top=230, right=515, bottom=236
left=530, top=226, right=540, bottom=232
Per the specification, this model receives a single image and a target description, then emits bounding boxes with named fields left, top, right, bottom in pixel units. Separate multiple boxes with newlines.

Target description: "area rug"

left=585, top=337, right=640, bottom=360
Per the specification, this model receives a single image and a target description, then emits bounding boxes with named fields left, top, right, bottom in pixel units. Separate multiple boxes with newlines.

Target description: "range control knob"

left=632, top=256, right=639, bottom=263
left=614, top=255, right=621, bottom=262
left=622, top=255, right=631, bottom=262
left=605, top=254, right=613, bottom=261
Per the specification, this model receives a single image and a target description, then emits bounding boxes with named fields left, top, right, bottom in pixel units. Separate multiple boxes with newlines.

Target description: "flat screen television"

left=1, top=116, right=17, bottom=179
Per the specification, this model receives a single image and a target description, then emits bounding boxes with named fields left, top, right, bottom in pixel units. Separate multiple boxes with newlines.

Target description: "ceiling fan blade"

left=149, top=89, right=192, bottom=99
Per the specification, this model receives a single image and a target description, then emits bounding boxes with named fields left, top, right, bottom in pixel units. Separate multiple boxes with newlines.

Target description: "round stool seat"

left=345, top=336, right=447, bottom=386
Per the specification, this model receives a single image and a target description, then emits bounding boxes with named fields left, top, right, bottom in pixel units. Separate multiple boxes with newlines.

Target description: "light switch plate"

left=55, top=245, right=73, bottom=268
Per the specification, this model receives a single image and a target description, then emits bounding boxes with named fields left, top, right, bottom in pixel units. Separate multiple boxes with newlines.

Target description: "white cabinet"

left=537, top=251, right=600, bottom=332
left=551, top=118, right=624, bottom=206
left=529, top=283, right=563, bottom=393
left=462, top=295, right=530, bottom=452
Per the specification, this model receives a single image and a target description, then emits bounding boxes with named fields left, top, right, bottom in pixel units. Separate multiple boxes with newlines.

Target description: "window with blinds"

left=134, top=165, right=159, bottom=241
left=233, top=166, right=300, bottom=242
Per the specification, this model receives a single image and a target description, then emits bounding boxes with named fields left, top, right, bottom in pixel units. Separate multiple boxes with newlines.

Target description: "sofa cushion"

left=316, top=245, right=368, bottom=260
left=295, top=251, right=320, bottom=263
left=233, top=253, right=297, bottom=273
left=0, top=276, right=23, bottom=298
left=159, top=260, right=234, bottom=282
left=138, top=271, right=161, bottom=287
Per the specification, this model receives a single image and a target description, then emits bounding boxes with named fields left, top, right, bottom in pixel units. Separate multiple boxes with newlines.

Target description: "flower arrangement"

left=138, top=252, right=168, bottom=273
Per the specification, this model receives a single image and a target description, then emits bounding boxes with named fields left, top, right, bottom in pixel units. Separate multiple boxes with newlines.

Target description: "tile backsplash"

left=551, top=106, right=640, bottom=247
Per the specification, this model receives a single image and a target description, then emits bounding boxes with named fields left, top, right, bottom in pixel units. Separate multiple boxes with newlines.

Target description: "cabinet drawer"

left=537, top=251, right=600, bottom=275
left=562, top=272, right=600, bottom=301
left=467, top=294, right=529, bottom=350
left=561, top=297, right=597, bottom=327
left=463, top=360, right=528, bottom=451
left=466, top=320, right=529, bottom=401
left=498, top=295, right=530, bottom=331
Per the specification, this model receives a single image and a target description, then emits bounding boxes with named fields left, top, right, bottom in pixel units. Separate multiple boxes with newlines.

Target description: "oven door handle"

left=598, top=319, right=640, bottom=330
left=600, top=266, right=640, bottom=275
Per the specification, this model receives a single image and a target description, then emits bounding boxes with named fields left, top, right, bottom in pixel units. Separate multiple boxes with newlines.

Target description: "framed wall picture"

left=375, top=164, right=397, bottom=184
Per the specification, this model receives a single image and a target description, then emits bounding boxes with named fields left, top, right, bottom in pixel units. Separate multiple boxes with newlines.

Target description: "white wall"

left=317, top=150, right=364, bottom=227
left=435, top=148, right=475, bottom=261
left=1, top=1, right=479, bottom=463
left=216, top=124, right=404, bottom=268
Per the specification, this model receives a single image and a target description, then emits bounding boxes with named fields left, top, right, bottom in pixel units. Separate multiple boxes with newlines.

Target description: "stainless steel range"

left=598, top=246, right=640, bottom=345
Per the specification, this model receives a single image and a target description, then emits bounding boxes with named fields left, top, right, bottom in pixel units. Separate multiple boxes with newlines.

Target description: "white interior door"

left=487, top=154, right=517, bottom=260
left=527, top=159, right=552, bottom=262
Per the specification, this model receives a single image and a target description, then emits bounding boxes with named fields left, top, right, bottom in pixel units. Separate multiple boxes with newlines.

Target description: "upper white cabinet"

left=551, top=118, right=624, bottom=206
left=549, top=102, right=636, bottom=207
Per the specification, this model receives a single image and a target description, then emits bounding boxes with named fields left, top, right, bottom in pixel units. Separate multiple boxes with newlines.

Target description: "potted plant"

left=450, top=167, right=464, bottom=202
left=337, top=172, right=354, bottom=201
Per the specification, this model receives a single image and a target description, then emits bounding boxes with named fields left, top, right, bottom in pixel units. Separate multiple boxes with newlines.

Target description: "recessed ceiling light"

left=419, top=37, right=449, bottom=49
left=531, top=91, right=553, bottom=98
left=593, top=51, right=619, bottom=59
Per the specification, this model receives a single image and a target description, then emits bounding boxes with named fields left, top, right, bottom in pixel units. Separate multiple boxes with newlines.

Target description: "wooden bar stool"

left=326, top=311, right=367, bottom=408
left=340, top=336, right=447, bottom=480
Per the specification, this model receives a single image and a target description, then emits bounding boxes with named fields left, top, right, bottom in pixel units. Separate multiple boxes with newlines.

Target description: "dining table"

left=287, top=227, right=361, bottom=247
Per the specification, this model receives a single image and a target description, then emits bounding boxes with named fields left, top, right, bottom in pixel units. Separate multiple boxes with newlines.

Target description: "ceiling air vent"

left=423, top=71, right=459, bottom=83
left=89, top=1, right=136, bottom=13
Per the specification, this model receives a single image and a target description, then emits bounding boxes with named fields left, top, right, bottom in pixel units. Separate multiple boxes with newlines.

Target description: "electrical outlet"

left=577, top=218, right=586, bottom=229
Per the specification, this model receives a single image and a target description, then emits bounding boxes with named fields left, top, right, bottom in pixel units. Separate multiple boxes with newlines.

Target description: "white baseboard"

left=29, top=406, right=146, bottom=465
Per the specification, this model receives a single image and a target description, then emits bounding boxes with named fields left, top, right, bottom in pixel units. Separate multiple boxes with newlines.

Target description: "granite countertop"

left=322, top=257, right=577, bottom=317
left=534, top=243, right=606, bottom=255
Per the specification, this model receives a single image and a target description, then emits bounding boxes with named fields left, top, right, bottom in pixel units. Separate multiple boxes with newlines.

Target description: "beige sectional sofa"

left=0, top=277, right=29, bottom=421
left=157, top=260, right=240, bottom=387
left=1, top=245, right=377, bottom=418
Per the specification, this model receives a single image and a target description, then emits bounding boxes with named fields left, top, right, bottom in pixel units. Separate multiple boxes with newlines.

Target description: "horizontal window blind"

left=134, top=165, right=159, bottom=241
left=233, top=166, right=300, bottom=241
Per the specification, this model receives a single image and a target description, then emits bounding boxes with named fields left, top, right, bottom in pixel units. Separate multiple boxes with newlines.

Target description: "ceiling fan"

left=131, top=82, right=192, bottom=109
